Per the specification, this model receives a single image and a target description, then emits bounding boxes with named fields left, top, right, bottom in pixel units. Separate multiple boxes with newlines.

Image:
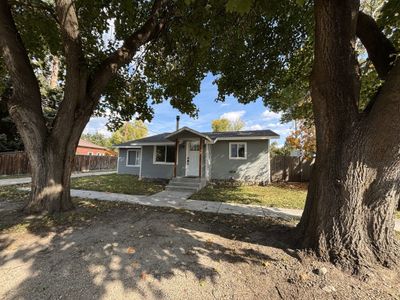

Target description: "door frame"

left=185, top=140, right=200, bottom=177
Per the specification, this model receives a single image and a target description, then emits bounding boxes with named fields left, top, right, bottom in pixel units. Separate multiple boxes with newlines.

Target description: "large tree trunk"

left=297, top=0, right=400, bottom=272
left=26, top=144, right=75, bottom=213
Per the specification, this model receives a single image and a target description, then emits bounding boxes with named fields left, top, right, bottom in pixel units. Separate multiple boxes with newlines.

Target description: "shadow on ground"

left=0, top=193, right=300, bottom=299
left=1, top=187, right=399, bottom=300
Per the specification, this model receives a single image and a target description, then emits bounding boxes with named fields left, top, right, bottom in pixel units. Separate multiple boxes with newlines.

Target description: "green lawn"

left=71, top=174, right=164, bottom=195
left=191, top=182, right=308, bottom=209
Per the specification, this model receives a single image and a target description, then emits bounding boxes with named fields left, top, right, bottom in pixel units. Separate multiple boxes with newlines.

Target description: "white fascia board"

left=165, top=126, right=212, bottom=142
left=213, top=136, right=279, bottom=142
left=115, top=142, right=174, bottom=148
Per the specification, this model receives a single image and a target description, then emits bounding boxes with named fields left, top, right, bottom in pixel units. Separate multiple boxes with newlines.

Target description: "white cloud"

left=261, top=110, right=281, bottom=120
left=220, top=110, right=246, bottom=121
left=83, top=117, right=112, bottom=137
left=274, top=128, right=292, bottom=136
left=246, top=124, right=264, bottom=130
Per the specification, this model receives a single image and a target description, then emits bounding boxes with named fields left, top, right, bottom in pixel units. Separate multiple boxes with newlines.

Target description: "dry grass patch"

left=71, top=174, right=164, bottom=195
left=191, top=182, right=308, bottom=209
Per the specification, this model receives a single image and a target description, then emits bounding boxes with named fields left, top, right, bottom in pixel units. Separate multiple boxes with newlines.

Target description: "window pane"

left=128, top=150, right=139, bottom=165
left=136, top=151, right=141, bottom=165
left=166, top=146, right=175, bottom=163
left=190, top=142, right=199, bottom=151
left=238, top=144, right=245, bottom=158
left=156, top=146, right=166, bottom=162
left=231, top=144, right=238, bottom=157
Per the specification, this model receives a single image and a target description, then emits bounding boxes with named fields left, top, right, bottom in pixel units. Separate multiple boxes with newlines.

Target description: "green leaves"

left=225, top=0, right=254, bottom=14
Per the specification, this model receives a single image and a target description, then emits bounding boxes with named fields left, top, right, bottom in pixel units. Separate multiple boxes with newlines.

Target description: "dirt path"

left=0, top=200, right=399, bottom=300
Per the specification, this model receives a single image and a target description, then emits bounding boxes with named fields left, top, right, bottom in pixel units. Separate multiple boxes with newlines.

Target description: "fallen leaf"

left=127, top=247, right=136, bottom=254
left=140, top=271, right=148, bottom=281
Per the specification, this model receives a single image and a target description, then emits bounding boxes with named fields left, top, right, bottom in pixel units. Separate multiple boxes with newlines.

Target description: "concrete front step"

left=166, top=177, right=207, bottom=193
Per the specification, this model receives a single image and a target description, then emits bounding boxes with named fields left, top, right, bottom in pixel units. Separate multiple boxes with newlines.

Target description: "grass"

left=396, top=210, right=400, bottom=219
left=191, top=182, right=308, bottom=209
left=71, top=174, right=164, bottom=195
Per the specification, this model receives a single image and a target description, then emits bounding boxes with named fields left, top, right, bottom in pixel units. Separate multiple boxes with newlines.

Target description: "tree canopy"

left=110, top=120, right=148, bottom=145
left=211, top=117, right=244, bottom=132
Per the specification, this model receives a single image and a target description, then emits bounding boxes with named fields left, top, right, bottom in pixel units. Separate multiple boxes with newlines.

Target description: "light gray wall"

left=139, top=143, right=205, bottom=178
left=210, top=140, right=270, bottom=183
left=117, top=140, right=270, bottom=182
left=140, top=145, right=174, bottom=179
left=117, top=148, right=140, bottom=175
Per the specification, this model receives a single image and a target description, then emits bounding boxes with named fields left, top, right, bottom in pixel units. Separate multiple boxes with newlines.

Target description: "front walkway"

left=69, top=189, right=400, bottom=232
left=70, top=189, right=302, bottom=219
left=0, top=170, right=116, bottom=187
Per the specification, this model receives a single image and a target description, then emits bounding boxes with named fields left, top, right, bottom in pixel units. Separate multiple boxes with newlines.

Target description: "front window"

left=154, top=145, right=176, bottom=164
left=229, top=142, right=247, bottom=159
left=127, top=149, right=141, bottom=166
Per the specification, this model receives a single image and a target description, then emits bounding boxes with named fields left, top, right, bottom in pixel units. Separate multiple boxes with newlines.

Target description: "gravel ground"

left=0, top=199, right=399, bottom=300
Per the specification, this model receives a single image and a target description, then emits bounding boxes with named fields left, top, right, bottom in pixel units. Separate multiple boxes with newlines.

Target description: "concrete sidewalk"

left=68, top=189, right=400, bottom=232
left=70, top=189, right=303, bottom=220
left=14, top=187, right=400, bottom=232
left=71, top=190, right=400, bottom=231
left=0, top=170, right=116, bottom=187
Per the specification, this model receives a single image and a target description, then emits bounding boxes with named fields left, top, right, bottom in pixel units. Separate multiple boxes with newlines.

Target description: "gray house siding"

left=210, top=140, right=270, bottom=183
left=117, top=149, right=140, bottom=175
left=140, top=146, right=174, bottom=179
left=117, top=140, right=270, bottom=183
left=139, top=143, right=205, bottom=178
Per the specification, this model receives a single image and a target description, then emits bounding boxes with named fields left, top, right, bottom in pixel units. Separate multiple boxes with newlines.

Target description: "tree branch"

left=0, top=0, right=42, bottom=111
left=88, top=0, right=170, bottom=102
left=0, top=0, right=47, bottom=142
left=357, top=11, right=397, bottom=79
left=51, top=0, right=88, bottom=139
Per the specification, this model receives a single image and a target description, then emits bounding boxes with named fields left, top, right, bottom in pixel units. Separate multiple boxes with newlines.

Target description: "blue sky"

left=83, top=73, right=294, bottom=145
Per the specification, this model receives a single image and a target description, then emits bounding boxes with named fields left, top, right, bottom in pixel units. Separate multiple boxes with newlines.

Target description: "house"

left=114, top=121, right=279, bottom=190
left=76, top=139, right=115, bottom=156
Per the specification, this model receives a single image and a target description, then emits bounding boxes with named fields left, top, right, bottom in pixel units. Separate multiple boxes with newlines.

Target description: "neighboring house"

left=76, top=139, right=115, bottom=156
left=114, top=126, right=279, bottom=186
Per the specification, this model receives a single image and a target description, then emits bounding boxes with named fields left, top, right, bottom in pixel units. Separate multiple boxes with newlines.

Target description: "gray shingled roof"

left=114, top=129, right=279, bottom=147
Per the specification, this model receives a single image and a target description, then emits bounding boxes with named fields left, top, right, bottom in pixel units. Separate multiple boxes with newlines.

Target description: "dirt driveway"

left=0, top=197, right=399, bottom=300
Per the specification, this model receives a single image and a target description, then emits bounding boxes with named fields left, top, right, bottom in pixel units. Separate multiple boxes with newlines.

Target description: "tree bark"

left=26, top=143, right=75, bottom=213
left=297, top=0, right=400, bottom=273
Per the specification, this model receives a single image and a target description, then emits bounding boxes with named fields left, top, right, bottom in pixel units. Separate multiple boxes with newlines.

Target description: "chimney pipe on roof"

left=176, top=115, right=180, bottom=131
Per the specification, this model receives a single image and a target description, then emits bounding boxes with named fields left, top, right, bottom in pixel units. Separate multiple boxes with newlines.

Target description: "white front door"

left=186, top=141, right=199, bottom=176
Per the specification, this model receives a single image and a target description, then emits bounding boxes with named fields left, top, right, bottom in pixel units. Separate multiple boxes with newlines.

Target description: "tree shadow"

left=0, top=198, right=299, bottom=299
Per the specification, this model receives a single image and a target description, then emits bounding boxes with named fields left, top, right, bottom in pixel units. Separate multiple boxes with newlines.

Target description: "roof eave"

left=165, top=126, right=212, bottom=142
left=213, top=136, right=279, bottom=142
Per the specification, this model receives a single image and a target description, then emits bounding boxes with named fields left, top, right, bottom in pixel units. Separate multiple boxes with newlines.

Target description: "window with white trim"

left=127, top=149, right=141, bottom=166
left=154, top=145, right=175, bottom=164
left=229, top=142, right=247, bottom=159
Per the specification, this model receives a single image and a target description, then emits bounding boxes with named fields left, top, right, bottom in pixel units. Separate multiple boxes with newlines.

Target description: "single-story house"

left=76, top=139, right=115, bottom=156
left=114, top=125, right=279, bottom=188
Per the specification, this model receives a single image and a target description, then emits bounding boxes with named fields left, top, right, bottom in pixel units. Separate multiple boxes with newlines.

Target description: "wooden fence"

left=270, top=155, right=313, bottom=182
left=0, top=151, right=117, bottom=175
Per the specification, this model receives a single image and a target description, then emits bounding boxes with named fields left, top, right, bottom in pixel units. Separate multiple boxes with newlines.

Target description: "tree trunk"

left=26, top=145, right=75, bottom=213
left=298, top=124, right=400, bottom=272
left=297, top=0, right=400, bottom=273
